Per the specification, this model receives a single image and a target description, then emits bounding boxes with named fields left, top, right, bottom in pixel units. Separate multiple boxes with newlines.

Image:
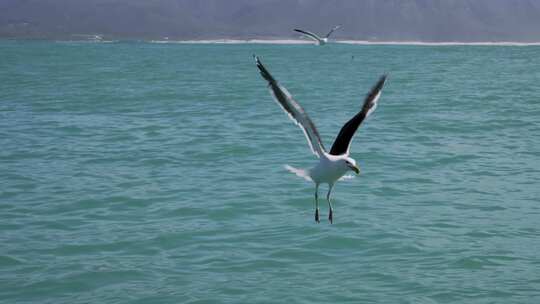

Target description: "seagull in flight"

left=294, top=26, right=341, bottom=45
left=255, top=56, right=387, bottom=223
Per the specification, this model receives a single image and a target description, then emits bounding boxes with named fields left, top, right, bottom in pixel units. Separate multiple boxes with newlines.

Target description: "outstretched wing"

left=325, top=25, right=341, bottom=38
left=294, top=29, right=322, bottom=42
left=329, top=75, right=387, bottom=156
left=255, top=56, right=327, bottom=158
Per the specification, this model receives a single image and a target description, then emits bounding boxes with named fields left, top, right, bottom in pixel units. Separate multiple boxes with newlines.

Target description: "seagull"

left=294, top=26, right=341, bottom=45
left=255, top=56, right=387, bottom=223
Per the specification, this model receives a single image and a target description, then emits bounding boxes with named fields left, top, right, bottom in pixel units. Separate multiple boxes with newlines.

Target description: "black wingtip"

left=376, top=74, right=388, bottom=90
left=254, top=55, right=275, bottom=83
left=253, top=54, right=261, bottom=69
left=361, top=74, right=388, bottom=111
left=254, top=55, right=262, bottom=70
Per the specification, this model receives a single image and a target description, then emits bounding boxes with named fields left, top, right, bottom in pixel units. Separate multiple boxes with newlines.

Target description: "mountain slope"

left=1, top=0, right=539, bottom=41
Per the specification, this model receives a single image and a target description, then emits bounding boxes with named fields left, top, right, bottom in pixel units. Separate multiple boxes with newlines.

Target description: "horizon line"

left=4, top=38, right=540, bottom=46
left=153, top=39, right=540, bottom=46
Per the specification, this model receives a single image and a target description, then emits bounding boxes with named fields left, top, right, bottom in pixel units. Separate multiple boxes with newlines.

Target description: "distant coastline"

left=152, top=39, right=540, bottom=46
left=3, top=38, right=540, bottom=46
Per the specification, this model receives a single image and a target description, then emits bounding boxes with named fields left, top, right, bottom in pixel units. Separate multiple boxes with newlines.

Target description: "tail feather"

left=284, top=165, right=312, bottom=182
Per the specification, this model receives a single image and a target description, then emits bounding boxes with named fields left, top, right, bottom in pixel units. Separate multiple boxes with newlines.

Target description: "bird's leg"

left=314, top=184, right=320, bottom=223
left=327, top=184, right=334, bottom=224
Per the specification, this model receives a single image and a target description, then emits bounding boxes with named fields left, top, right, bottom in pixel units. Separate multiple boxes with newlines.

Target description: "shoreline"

left=3, top=38, right=540, bottom=46
left=153, top=39, right=540, bottom=46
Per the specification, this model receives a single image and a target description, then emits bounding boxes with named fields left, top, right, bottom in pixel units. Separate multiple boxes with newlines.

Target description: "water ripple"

left=1, top=41, right=540, bottom=303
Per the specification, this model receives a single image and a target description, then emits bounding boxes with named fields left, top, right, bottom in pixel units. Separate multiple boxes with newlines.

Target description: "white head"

left=341, top=157, right=360, bottom=174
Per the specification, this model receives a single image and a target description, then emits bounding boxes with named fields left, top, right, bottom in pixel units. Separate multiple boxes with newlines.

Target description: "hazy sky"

left=1, top=0, right=540, bottom=41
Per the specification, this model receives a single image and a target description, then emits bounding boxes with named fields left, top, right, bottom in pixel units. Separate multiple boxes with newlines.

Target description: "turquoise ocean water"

left=1, top=40, right=540, bottom=303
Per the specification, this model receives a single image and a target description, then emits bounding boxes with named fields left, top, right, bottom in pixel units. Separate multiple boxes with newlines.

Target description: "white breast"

left=309, top=157, right=348, bottom=184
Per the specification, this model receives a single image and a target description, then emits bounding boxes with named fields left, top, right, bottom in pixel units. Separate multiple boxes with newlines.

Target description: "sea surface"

left=1, top=40, right=540, bottom=303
